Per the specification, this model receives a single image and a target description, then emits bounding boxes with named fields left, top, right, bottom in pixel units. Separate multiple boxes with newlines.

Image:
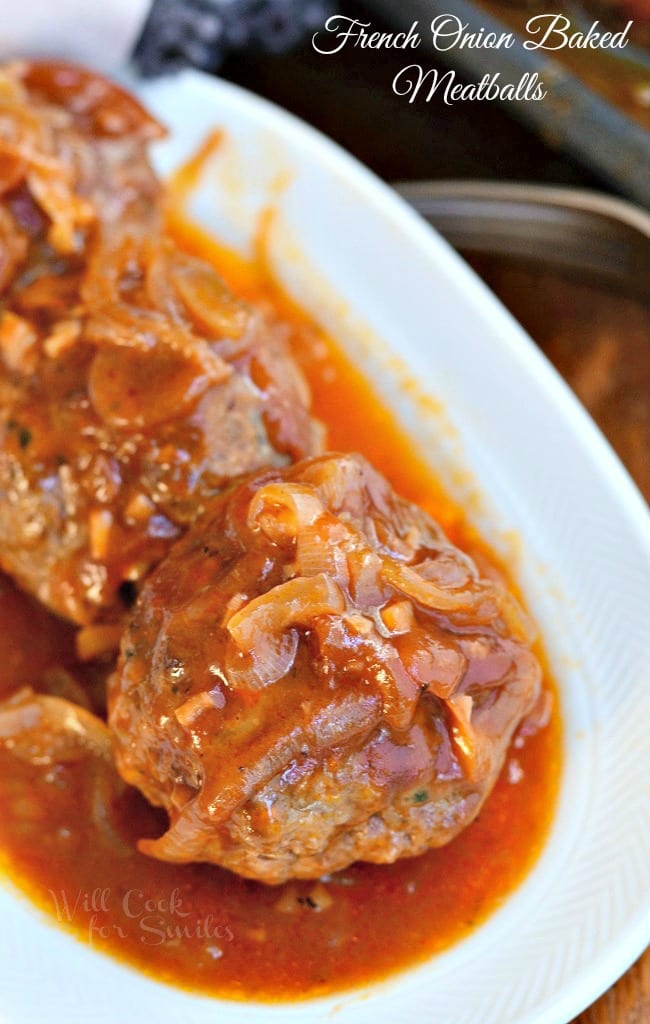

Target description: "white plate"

left=1, top=70, right=648, bottom=1024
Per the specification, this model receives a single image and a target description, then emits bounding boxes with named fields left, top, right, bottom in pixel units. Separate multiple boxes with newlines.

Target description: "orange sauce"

left=0, top=179, right=562, bottom=1002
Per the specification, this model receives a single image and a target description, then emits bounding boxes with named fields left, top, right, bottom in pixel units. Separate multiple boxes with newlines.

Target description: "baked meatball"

left=110, top=453, right=542, bottom=883
left=0, top=62, right=322, bottom=624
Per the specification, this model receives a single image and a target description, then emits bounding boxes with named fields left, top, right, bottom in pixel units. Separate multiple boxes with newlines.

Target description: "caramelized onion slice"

left=0, top=688, right=113, bottom=765
left=87, top=340, right=229, bottom=430
left=81, top=237, right=233, bottom=408
left=27, top=168, right=94, bottom=252
left=383, top=561, right=495, bottom=617
left=248, top=483, right=325, bottom=543
left=171, top=260, right=250, bottom=339
left=139, top=690, right=382, bottom=864
left=0, top=689, right=132, bottom=856
left=316, top=615, right=421, bottom=732
left=226, top=630, right=298, bottom=691
left=300, top=452, right=365, bottom=513
left=497, top=590, right=538, bottom=645
left=226, top=574, right=345, bottom=656
left=224, top=574, right=345, bottom=690
left=395, top=629, right=466, bottom=700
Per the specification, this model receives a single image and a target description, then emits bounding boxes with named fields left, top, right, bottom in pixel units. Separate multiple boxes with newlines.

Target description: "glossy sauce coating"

left=0, top=213, right=561, bottom=1001
left=0, top=65, right=321, bottom=627
left=110, top=451, right=542, bottom=881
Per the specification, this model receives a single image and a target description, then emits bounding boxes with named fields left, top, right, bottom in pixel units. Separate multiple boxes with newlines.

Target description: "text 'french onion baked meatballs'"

left=0, top=61, right=322, bottom=625
left=110, top=453, right=543, bottom=883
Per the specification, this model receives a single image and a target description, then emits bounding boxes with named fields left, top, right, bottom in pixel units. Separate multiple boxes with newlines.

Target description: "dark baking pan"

left=396, top=180, right=650, bottom=297
left=398, top=179, right=650, bottom=498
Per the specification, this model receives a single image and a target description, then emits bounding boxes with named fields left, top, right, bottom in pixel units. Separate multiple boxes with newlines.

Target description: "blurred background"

left=134, top=0, right=650, bottom=200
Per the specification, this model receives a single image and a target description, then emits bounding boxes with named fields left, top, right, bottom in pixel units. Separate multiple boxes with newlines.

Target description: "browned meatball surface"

left=110, top=453, right=542, bottom=883
left=0, top=62, right=322, bottom=625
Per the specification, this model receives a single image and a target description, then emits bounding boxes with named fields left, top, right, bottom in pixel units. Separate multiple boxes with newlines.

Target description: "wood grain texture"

left=572, top=949, right=650, bottom=1024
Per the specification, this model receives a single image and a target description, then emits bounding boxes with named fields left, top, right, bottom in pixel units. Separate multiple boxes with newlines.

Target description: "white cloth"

left=0, top=0, right=151, bottom=70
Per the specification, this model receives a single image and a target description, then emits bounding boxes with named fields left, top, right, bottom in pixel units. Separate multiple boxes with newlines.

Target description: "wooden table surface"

left=220, top=3, right=649, bottom=1016
left=574, top=953, right=650, bottom=1024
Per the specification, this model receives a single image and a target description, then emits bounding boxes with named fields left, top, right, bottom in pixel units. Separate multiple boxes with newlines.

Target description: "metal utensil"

left=396, top=180, right=650, bottom=297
